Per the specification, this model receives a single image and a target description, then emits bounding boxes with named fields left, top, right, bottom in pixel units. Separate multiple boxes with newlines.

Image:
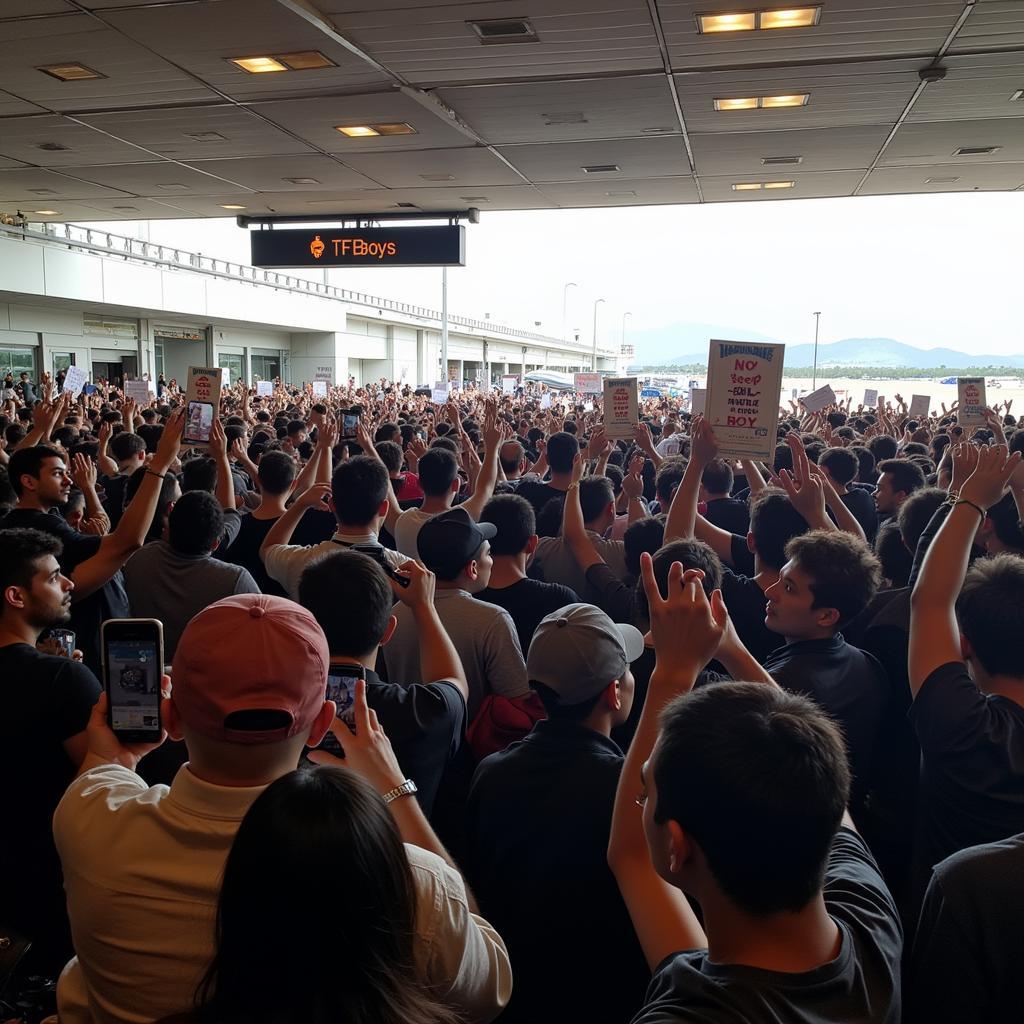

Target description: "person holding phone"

left=0, top=528, right=101, bottom=976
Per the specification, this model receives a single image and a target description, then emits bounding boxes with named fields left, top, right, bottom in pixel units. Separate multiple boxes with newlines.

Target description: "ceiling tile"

left=341, top=145, right=524, bottom=187
left=0, top=113, right=156, bottom=167
left=0, top=166, right=130, bottom=201
left=497, top=136, right=690, bottom=182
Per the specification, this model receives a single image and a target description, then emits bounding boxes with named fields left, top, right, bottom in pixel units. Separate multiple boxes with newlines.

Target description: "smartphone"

left=39, top=627, right=75, bottom=659
left=320, top=664, right=365, bottom=756
left=183, top=400, right=215, bottom=445
left=351, top=542, right=410, bottom=588
left=102, top=618, right=164, bottom=743
left=342, top=412, right=359, bottom=438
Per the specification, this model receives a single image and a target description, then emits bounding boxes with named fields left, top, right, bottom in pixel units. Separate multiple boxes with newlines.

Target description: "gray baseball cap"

left=527, top=603, right=646, bottom=706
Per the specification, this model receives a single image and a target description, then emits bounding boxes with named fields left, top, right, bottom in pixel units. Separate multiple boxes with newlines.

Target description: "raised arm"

left=910, top=444, right=1020, bottom=698
left=462, top=400, right=501, bottom=522
left=632, top=421, right=663, bottom=470
left=70, top=453, right=110, bottom=537
left=356, top=418, right=403, bottom=536
left=260, top=481, right=332, bottom=557
left=664, top=415, right=716, bottom=544
left=208, top=418, right=236, bottom=512
left=563, top=452, right=604, bottom=572
left=778, top=433, right=834, bottom=533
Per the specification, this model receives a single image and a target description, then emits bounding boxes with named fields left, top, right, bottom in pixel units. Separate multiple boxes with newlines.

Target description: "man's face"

left=30, top=456, right=71, bottom=506
left=467, top=540, right=493, bottom=592
left=874, top=472, right=902, bottom=514
left=21, top=554, right=73, bottom=630
left=764, top=560, right=829, bottom=640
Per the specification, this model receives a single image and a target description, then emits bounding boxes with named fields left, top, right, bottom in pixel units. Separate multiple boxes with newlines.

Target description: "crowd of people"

left=1, top=369, right=1023, bottom=1024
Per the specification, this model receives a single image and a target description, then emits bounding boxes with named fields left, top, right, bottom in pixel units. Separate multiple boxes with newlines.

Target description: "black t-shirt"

left=225, top=513, right=287, bottom=597
left=704, top=496, right=750, bottom=536
left=477, top=577, right=579, bottom=654
left=467, top=720, right=650, bottom=1024
left=907, top=832, right=1024, bottom=1024
left=765, top=635, right=888, bottom=816
left=0, top=643, right=100, bottom=972
left=910, top=661, right=1024, bottom=876
left=841, top=487, right=878, bottom=544
left=720, top=568, right=780, bottom=664
left=585, top=561, right=640, bottom=626
left=515, top=478, right=567, bottom=517
left=0, top=507, right=128, bottom=672
left=99, top=472, right=131, bottom=528
left=634, top=829, right=902, bottom=1024
left=728, top=531, right=756, bottom=578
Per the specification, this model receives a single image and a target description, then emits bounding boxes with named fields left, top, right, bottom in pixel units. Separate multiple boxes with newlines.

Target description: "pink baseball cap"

left=171, top=594, right=329, bottom=745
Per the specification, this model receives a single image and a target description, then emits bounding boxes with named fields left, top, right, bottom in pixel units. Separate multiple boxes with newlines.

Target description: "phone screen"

left=183, top=400, right=215, bottom=444
left=105, top=629, right=162, bottom=740
left=342, top=413, right=358, bottom=437
left=320, top=666, right=364, bottom=756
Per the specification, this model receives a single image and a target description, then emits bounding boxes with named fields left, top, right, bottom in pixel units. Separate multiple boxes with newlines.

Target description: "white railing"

left=0, top=220, right=615, bottom=354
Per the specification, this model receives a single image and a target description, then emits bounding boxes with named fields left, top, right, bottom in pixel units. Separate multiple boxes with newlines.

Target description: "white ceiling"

left=0, top=0, right=1021, bottom=221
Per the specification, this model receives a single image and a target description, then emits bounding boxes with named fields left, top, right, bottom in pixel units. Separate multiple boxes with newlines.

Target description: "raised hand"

left=959, top=444, right=1021, bottom=511
left=70, top=452, right=97, bottom=491
left=779, top=432, right=827, bottom=526
left=948, top=441, right=980, bottom=494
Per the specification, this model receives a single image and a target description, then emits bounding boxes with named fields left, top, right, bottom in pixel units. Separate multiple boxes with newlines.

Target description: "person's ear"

left=376, top=497, right=389, bottom=519
left=746, top=531, right=756, bottom=555
left=817, top=606, right=841, bottom=630
left=605, top=678, right=623, bottom=712
left=3, top=584, right=27, bottom=611
left=960, top=632, right=973, bottom=662
left=380, top=614, right=398, bottom=647
left=210, top=536, right=220, bottom=553
left=305, top=700, right=337, bottom=748
left=465, top=559, right=479, bottom=583
left=525, top=534, right=539, bottom=557
left=666, top=820, right=693, bottom=876
left=163, top=694, right=184, bottom=742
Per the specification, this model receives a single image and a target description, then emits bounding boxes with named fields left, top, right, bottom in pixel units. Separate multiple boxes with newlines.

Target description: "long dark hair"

left=198, top=767, right=456, bottom=1024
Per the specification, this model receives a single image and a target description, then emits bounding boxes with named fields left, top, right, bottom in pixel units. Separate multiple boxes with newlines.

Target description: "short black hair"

left=653, top=682, right=849, bottom=915
left=623, top=516, right=666, bottom=579
left=957, top=553, right=1024, bottom=677
left=785, top=530, right=882, bottom=625
left=375, top=441, right=403, bottom=475
left=985, top=492, right=1024, bottom=553
left=168, top=490, right=224, bottom=556
left=286, top=420, right=306, bottom=438
left=850, top=445, right=876, bottom=484
left=700, top=459, right=733, bottom=496
left=546, top=432, right=579, bottom=474
left=877, top=458, right=927, bottom=499
left=7, top=445, right=63, bottom=497
left=298, top=550, right=392, bottom=658
left=257, top=451, right=297, bottom=497
left=137, top=423, right=164, bottom=454
left=0, top=528, right=63, bottom=592
left=818, top=447, right=858, bottom=486
left=331, top=456, right=389, bottom=527
left=749, top=488, right=808, bottom=571
left=868, top=435, right=898, bottom=462
left=875, top=521, right=911, bottom=587
left=896, top=486, right=947, bottom=554
left=109, top=432, right=146, bottom=462
left=579, top=476, right=614, bottom=523
left=635, top=538, right=722, bottom=622
left=654, top=458, right=685, bottom=504
left=181, top=456, right=218, bottom=495
left=480, top=494, right=535, bottom=556
left=417, top=447, right=459, bottom=497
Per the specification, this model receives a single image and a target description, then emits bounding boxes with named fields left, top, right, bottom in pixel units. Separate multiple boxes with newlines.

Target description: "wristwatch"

left=382, top=779, right=418, bottom=805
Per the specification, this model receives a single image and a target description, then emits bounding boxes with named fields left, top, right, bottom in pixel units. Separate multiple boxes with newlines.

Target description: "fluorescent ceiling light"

left=220, top=204, right=246, bottom=210
left=762, top=155, right=803, bottom=165
left=762, top=93, right=810, bottom=108
left=420, top=173, right=456, bottom=182
left=732, top=183, right=763, bottom=191
left=284, top=177, right=320, bottom=185
left=698, top=12, right=757, bottom=33
left=187, top=132, right=227, bottom=142
left=606, top=190, right=638, bottom=197
left=461, top=196, right=490, bottom=201
left=582, top=164, right=621, bottom=173
left=954, top=146, right=1000, bottom=156
left=714, top=97, right=759, bottom=111
left=33, top=209, right=60, bottom=215
left=231, top=56, right=287, bottom=73
left=759, top=7, right=821, bottom=30
left=156, top=183, right=188, bottom=190
left=543, top=111, right=587, bottom=125
left=764, top=180, right=795, bottom=188
left=36, top=63, right=104, bottom=81
left=336, top=122, right=417, bottom=138
left=925, top=177, right=960, bottom=184
left=337, top=125, right=378, bottom=137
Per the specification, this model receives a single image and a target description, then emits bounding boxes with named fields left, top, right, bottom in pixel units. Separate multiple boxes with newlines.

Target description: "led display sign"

left=249, top=225, right=465, bottom=268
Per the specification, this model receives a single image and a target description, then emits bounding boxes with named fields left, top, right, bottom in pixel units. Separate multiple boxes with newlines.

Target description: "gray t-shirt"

left=123, top=541, right=260, bottom=659
left=383, top=589, right=528, bottom=721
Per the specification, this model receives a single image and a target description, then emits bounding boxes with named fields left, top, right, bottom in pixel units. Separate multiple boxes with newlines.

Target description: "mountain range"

left=627, top=322, right=1024, bottom=369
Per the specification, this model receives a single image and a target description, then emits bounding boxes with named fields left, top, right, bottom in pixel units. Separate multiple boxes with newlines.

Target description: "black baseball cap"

left=416, top=507, right=497, bottom=580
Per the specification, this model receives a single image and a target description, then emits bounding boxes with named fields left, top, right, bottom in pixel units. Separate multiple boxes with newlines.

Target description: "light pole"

left=591, top=298, right=605, bottom=371
left=812, top=311, right=821, bottom=390
left=562, top=282, right=578, bottom=342
left=621, top=311, right=632, bottom=346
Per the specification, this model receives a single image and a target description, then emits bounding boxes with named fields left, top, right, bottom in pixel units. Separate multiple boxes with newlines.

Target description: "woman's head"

left=202, top=767, right=450, bottom=1024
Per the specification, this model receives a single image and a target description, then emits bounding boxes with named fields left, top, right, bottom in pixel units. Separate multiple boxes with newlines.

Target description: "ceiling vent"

left=467, top=18, right=539, bottom=44
left=954, top=146, right=1000, bottom=156
left=582, top=164, right=620, bottom=173
left=543, top=111, right=586, bottom=125
left=762, top=155, right=802, bottom=166
left=395, top=202, right=419, bottom=208
left=37, top=142, right=70, bottom=152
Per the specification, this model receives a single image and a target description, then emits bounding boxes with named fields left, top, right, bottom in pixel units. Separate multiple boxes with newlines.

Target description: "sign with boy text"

left=957, top=377, right=987, bottom=427
left=603, top=377, right=640, bottom=440
left=705, top=339, right=785, bottom=460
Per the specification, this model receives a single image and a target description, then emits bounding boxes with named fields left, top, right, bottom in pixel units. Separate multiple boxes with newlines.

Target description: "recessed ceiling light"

left=714, top=97, right=759, bottom=111
left=37, top=142, right=70, bottom=152
left=36, top=63, right=104, bottom=82
left=582, top=164, right=621, bottom=173
left=606, top=190, right=638, bottom=197
left=337, top=125, right=378, bottom=137
left=543, top=111, right=587, bottom=125
left=112, top=205, right=139, bottom=210
left=759, top=7, right=821, bottom=30
left=373, top=122, right=417, bottom=136
left=231, top=56, right=288, bottom=74
left=1012, top=89, right=1024, bottom=102
left=220, top=204, right=246, bottom=210
left=954, top=145, right=1000, bottom=156
left=28, top=188, right=58, bottom=195
left=420, top=173, right=455, bottom=182
left=762, top=155, right=803, bottom=165
left=762, top=93, right=810, bottom=108
left=467, top=17, right=539, bottom=44
left=283, top=177, right=320, bottom=185
left=395, top=202, right=419, bottom=208
left=925, top=177, right=960, bottom=184
left=276, top=51, right=335, bottom=70
left=698, top=12, right=757, bottom=33
left=461, top=196, right=490, bottom=201
left=33, top=209, right=60, bottom=215
left=156, top=183, right=188, bottom=190
left=187, top=132, right=227, bottom=142
left=732, top=183, right=763, bottom=191
left=763, top=180, right=795, bottom=189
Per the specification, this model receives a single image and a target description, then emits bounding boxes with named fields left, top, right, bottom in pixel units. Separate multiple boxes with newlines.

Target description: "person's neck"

left=329, top=652, right=377, bottom=672
left=437, top=578, right=472, bottom=593
left=16, top=494, right=48, bottom=513
left=583, top=519, right=607, bottom=537
left=118, top=459, right=141, bottom=476
left=255, top=492, right=290, bottom=517
left=486, top=553, right=527, bottom=588
left=700, top=889, right=841, bottom=973
left=705, top=492, right=729, bottom=502
left=834, top=482, right=851, bottom=495
left=547, top=471, right=572, bottom=490
left=785, top=627, right=837, bottom=646
left=579, top=711, right=613, bottom=737
left=753, top=560, right=779, bottom=590
left=0, top=617, right=40, bottom=649
left=978, top=671, right=1024, bottom=708
left=185, top=758, right=294, bottom=790
left=420, top=493, right=453, bottom=514
left=336, top=520, right=378, bottom=537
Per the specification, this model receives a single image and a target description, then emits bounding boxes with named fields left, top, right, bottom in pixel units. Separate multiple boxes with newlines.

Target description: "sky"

left=105, top=191, right=1022, bottom=357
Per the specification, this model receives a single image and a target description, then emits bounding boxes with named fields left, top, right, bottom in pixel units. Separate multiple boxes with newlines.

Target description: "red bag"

left=466, top=691, right=546, bottom=761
